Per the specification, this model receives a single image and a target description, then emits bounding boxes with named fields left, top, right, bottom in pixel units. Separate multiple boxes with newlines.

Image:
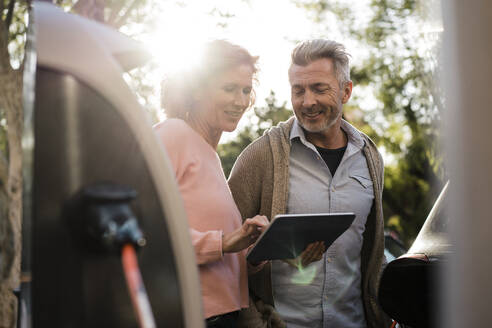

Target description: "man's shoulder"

left=267, top=116, right=295, bottom=136
left=239, top=132, right=271, bottom=160
left=342, top=120, right=380, bottom=152
left=358, top=130, right=384, bottom=169
left=241, top=116, right=295, bottom=157
left=341, top=119, right=383, bottom=168
left=360, top=131, right=379, bottom=152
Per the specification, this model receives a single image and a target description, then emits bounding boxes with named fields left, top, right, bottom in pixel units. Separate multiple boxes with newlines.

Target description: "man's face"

left=289, top=58, right=352, bottom=134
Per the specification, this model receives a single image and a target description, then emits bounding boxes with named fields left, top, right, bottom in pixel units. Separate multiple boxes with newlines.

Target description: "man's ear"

left=342, top=80, right=353, bottom=104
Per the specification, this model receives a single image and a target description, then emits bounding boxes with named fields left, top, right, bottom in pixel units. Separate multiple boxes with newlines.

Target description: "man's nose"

left=302, top=90, right=316, bottom=108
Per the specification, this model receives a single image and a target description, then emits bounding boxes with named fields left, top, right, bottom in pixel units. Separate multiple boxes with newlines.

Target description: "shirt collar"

left=289, top=118, right=306, bottom=144
left=289, top=117, right=365, bottom=149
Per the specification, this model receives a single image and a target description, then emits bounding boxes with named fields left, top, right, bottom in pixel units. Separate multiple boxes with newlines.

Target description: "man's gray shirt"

left=271, top=119, right=374, bottom=328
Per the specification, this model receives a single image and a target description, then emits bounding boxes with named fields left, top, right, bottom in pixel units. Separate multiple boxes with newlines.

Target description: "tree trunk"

left=0, top=18, right=23, bottom=325
left=0, top=159, right=16, bottom=328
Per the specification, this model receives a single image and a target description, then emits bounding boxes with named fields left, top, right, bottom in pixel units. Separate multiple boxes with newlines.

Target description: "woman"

left=154, top=40, right=268, bottom=328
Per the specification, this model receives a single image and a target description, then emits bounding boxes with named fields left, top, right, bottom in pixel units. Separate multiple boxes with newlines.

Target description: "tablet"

left=246, top=212, right=356, bottom=263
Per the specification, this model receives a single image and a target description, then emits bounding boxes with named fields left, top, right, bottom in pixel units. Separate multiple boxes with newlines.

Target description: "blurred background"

left=0, top=0, right=446, bottom=325
left=0, top=0, right=445, bottom=248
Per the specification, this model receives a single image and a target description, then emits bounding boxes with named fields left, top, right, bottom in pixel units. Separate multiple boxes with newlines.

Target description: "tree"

left=294, top=0, right=446, bottom=245
left=218, top=0, right=446, bottom=246
left=1, top=1, right=29, bottom=325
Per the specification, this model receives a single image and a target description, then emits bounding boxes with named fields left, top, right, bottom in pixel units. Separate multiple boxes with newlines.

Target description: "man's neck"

left=304, top=123, right=347, bottom=150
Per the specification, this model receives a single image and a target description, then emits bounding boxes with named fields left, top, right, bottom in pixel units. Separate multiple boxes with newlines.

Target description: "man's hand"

left=284, top=241, right=326, bottom=268
left=222, top=215, right=269, bottom=253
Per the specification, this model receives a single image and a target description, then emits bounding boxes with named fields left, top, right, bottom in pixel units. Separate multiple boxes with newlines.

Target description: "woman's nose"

left=234, top=92, right=249, bottom=108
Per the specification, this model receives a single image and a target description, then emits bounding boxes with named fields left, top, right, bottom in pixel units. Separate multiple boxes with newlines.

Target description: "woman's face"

left=194, top=64, right=254, bottom=133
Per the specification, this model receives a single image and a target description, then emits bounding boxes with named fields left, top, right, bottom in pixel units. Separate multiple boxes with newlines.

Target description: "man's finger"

left=301, top=248, right=316, bottom=265
left=301, top=242, right=325, bottom=265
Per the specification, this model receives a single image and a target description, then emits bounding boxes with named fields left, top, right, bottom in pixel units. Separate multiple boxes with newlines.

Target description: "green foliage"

left=123, top=61, right=162, bottom=124
left=218, top=91, right=291, bottom=178
left=218, top=0, right=446, bottom=246
left=1, top=0, right=29, bottom=68
left=0, top=0, right=153, bottom=158
left=1, top=0, right=28, bottom=162
left=0, top=0, right=445, bottom=248
left=294, top=0, right=446, bottom=246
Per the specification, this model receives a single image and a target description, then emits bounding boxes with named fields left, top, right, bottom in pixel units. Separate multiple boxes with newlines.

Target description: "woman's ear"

left=191, top=83, right=210, bottom=105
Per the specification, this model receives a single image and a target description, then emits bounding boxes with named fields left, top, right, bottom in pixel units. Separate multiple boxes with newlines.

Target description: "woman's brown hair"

left=161, top=40, right=259, bottom=119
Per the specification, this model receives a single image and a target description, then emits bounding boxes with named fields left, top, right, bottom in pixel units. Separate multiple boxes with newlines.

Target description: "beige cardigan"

left=228, top=117, right=391, bottom=328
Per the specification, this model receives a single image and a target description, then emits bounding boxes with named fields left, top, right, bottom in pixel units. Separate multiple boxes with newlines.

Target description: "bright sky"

left=135, top=0, right=363, bottom=140
left=133, top=0, right=441, bottom=147
left=142, top=0, right=315, bottom=110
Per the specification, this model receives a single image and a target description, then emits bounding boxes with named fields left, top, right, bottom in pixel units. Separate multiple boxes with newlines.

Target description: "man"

left=229, top=39, right=391, bottom=328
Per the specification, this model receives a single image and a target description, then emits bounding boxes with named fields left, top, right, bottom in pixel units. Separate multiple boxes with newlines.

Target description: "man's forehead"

left=288, top=58, right=336, bottom=84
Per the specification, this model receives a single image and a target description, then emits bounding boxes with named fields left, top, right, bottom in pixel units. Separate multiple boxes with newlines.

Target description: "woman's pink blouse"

left=154, top=118, right=248, bottom=319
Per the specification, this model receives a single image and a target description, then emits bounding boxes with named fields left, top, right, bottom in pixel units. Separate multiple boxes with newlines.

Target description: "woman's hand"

left=222, top=215, right=269, bottom=253
left=284, top=241, right=326, bottom=268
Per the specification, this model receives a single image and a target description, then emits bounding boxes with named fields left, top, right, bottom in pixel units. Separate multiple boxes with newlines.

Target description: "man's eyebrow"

left=311, top=82, right=330, bottom=88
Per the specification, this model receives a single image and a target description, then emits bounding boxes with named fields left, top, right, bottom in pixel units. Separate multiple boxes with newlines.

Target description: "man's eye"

left=293, top=89, right=304, bottom=96
left=315, top=88, right=329, bottom=94
left=242, top=87, right=252, bottom=95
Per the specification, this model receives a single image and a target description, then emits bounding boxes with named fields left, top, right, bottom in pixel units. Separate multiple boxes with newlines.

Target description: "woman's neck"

left=186, top=116, right=222, bottom=150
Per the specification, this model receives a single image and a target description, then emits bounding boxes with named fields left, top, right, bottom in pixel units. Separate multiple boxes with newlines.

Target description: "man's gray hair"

left=291, top=39, right=351, bottom=86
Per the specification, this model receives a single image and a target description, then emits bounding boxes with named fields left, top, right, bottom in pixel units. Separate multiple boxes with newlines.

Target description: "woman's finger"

left=247, top=216, right=269, bottom=232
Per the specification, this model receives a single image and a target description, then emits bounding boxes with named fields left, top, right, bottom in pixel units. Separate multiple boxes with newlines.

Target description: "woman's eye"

left=223, top=85, right=236, bottom=93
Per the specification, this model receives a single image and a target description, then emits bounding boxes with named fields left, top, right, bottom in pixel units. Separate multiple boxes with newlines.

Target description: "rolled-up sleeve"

left=190, top=228, right=223, bottom=265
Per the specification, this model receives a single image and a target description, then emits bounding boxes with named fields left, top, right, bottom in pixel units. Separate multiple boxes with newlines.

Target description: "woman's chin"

left=222, top=125, right=239, bottom=133
left=220, top=121, right=241, bottom=133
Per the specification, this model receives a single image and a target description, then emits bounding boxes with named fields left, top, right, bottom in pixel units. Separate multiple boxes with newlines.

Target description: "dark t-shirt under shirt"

left=315, top=145, right=347, bottom=176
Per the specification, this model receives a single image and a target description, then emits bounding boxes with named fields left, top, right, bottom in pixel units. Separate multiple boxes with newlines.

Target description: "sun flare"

left=143, top=0, right=313, bottom=104
left=144, top=5, right=213, bottom=75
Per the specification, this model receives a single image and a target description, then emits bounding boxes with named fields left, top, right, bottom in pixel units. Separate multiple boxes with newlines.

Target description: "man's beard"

left=298, top=105, right=342, bottom=133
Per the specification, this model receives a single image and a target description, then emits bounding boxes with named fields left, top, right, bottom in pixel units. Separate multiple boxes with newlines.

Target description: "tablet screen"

left=246, top=212, right=356, bottom=262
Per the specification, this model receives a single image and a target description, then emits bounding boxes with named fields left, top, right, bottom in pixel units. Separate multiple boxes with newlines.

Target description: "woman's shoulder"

left=153, top=118, right=190, bottom=133
left=153, top=118, right=196, bottom=141
left=153, top=118, right=195, bottom=150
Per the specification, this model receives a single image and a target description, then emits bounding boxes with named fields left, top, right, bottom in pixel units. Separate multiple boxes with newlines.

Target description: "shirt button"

left=327, top=258, right=332, bottom=263
left=331, top=186, right=335, bottom=192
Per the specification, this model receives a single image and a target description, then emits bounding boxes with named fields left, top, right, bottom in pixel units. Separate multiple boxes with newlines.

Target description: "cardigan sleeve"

left=228, top=136, right=269, bottom=221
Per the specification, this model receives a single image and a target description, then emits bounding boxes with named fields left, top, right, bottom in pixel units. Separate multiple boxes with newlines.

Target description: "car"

left=384, top=230, right=407, bottom=263
left=379, top=181, right=450, bottom=328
